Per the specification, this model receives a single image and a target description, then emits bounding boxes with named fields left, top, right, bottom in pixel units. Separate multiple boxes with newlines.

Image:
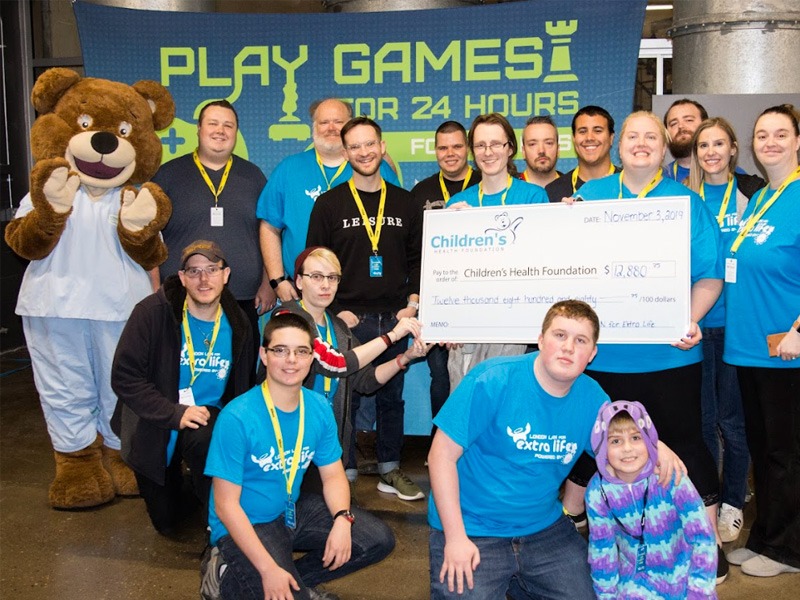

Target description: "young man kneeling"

left=204, top=312, right=394, bottom=600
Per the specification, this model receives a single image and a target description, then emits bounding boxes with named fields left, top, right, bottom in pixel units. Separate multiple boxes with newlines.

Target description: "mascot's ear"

left=132, top=80, right=176, bottom=131
left=31, top=68, right=81, bottom=114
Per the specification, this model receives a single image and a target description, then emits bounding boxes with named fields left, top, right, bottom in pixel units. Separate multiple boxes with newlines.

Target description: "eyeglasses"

left=346, top=140, right=379, bottom=152
left=301, top=272, right=342, bottom=284
left=182, top=265, right=224, bottom=278
left=266, top=346, right=314, bottom=359
left=473, top=141, right=510, bottom=153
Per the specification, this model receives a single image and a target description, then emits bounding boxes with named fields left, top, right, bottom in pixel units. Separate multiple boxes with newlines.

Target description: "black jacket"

left=110, top=275, right=254, bottom=485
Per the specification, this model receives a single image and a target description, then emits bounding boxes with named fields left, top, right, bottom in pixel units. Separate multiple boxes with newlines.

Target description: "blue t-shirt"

left=257, top=149, right=400, bottom=277
left=724, top=180, right=800, bottom=368
left=578, top=174, right=723, bottom=372
left=449, top=177, right=548, bottom=207
left=699, top=180, right=742, bottom=327
left=167, top=312, right=233, bottom=464
left=428, top=352, right=609, bottom=537
left=205, top=385, right=342, bottom=545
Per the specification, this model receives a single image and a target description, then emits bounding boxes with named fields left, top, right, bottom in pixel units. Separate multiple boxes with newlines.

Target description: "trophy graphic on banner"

left=269, top=46, right=311, bottom=142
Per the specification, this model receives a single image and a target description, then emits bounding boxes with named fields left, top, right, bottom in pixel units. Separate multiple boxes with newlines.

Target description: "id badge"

left=635, top=543, right=647, bottom=573
left=178, top=387, right=196, bottom=406
left=369, top=255, right=383, bottom=278
left=285, top=499, right=297, bottom=529
left=725, top=258, right=737, bottom=283
left=210, top=206, right=224, bottom=227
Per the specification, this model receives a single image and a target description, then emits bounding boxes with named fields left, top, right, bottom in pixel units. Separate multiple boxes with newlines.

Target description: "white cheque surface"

left=420, top=197, right=691, bottom=343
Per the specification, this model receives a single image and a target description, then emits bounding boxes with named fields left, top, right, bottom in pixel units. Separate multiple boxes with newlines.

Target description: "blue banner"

left=74, top=0, right=646, bottom=188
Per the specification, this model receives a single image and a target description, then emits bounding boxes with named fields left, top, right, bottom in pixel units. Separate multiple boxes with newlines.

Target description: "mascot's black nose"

left=91, top=131, right=119, bottom=155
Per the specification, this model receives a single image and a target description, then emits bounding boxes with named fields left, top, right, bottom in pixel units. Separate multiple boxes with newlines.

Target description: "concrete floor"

left=1, top=348, right=799, bottom=599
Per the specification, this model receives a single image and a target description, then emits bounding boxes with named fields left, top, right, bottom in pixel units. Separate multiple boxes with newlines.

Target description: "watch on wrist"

left=269, top=275, right=289, bottom=290
left=333, top=509, right=355, bottom=524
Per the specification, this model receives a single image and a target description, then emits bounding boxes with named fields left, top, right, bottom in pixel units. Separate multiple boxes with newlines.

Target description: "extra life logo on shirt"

left=251, top=446, right=315, bottom=473
left=506, top=422, right=578, bottom=465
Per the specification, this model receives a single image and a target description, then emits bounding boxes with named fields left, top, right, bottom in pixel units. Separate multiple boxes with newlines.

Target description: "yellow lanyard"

left=699, top=175, right=735, bottom=227
left=572, top=163, right=615, bottom=194
left=478, top=175, right=513, bottom=207
left=730, top=166, right=800, bottom=254
left=300, top=301, right=333, bottom=396
left=618, top=170, right=662, bottom=199
left=349, top=178, right=386, bottom=255
left=261, top=382, right=305, bottom=500
left=193, top=150, right=232, bottom=206
left=182, top=299, right=222, bottom=387
left=672, top=162, right=679, bottom=180
left=315, top=150, right=347, bottom=191
left=439, top=166, right=473, bottom=203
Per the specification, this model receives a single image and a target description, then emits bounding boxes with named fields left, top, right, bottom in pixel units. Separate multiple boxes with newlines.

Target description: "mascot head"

left=30, top=68, right=174, bottom=189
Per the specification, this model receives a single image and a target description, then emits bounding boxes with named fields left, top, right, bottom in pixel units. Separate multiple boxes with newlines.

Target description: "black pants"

left=737, top=366, right=800, bottom=568
left=136, top=407, right=219, bottom=533
left=569, top=363, right=720, bottom=506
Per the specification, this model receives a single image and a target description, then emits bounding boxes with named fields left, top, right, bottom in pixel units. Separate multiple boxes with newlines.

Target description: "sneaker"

left=199, top=545, right=226, bottom=600
left=308, top=586, right=341, bottom=599
left=727, top=547, right=758, bottom=565
left=718, top=503, right=744, bottom=543
left=565, top=509, right=587, bottom=530
left=741, top=554, right=800, bottom=577
left=717, top=545, right=729, bottom=584
left=377, top=468, right=425, bottom=501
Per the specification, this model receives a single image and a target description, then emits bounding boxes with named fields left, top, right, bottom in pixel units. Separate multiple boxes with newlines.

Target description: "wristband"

left=380, top=334, right=392, bottom=348
left=269, top=275, right=289, bottom=290
left=793, top=319, right=800, bottom=334
left=333, top=509, right=355, bottom=524
left=395, top=354, right=407, bottom=370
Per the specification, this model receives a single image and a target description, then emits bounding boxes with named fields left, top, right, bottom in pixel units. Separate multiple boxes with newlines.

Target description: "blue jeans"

left=701, top=326, right=749, bottom=508
left=217, top=493, right=395, bottom=599
left=427, top=344, right=450, bottom=434
left=348, top=312, right=407, bottom=473
left=429, top=516, right=594, bottom=600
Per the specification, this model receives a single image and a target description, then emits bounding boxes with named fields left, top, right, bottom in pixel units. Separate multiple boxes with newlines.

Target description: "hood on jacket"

left=591, top=400, right=659, bottom=484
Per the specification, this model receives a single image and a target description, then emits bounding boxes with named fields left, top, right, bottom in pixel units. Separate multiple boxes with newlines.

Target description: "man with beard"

left=664, top=98, right=708, bottom=183
left=546, top=106, right=620, bottom=203
left=307, top=117, right=425, bottom=502
left=112, top=240, right=254, bottom=534
left=258, top=99, right=399, bottom=303
left=520, top=115, right=561, bottom=188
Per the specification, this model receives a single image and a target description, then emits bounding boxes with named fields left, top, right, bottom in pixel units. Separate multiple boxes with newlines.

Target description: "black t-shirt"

left=306, top=181, right=422, bottom=314
left=412, top=169, right=482, bottom=211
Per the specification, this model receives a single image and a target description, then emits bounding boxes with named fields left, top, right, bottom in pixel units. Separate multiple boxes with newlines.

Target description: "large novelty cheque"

left=420, top=197, right=691, bottom=344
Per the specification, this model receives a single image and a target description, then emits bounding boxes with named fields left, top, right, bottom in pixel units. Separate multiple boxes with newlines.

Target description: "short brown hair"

left=198, top=99, right=238, bottom=128
left=340, top=116, right=382, bottom=146
left=262, top=312, right=315, bottom=348
left=540, top=300, right=600, bottom=343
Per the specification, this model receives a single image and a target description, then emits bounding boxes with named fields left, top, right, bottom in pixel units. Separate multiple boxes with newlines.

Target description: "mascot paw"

left=40, top=163, right=80, bottom=214
left=119, top=186, right=158, bottom=232
left=49, top=436, right=115, bottom=509
left=101, top=445, right=139, bottom=497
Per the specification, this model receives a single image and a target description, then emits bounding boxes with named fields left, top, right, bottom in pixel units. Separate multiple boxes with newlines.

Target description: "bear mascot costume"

left=5, top=68, right=175, bottom=509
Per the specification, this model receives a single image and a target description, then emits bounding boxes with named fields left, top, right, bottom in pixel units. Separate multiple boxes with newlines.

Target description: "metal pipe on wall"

left=669, top=0, right=800, bottom=94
